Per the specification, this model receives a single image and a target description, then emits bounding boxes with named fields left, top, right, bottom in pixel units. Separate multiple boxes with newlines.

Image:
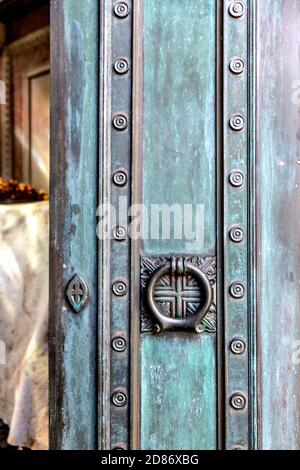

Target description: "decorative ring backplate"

left=141, top=256, right=216, bottom=333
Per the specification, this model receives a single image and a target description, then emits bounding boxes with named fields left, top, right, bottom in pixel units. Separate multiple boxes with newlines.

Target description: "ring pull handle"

left=146, top=256, right=213, bottom=333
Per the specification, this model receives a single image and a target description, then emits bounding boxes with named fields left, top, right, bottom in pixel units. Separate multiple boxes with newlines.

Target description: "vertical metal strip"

left=248, top=0, right=257, bottom=450
left=98, top=0, right=112, bottom=450
left=216, top=0, right=225, bottom=451
left=223, top=0, right=255, bottom=449
left=110, top=0, right=133, bottom=450
left=97, top=0, right=143, bottom=450
left=131, top=0, right=142, bottom=450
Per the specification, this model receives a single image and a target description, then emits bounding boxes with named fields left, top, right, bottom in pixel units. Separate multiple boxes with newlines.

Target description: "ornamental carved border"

left=140, top=255, right=217, bottom=333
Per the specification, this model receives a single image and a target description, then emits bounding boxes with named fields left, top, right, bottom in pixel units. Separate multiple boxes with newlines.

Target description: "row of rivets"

left=227, top=1, right=248, bottom=448
left=112, top=4, right=129, bottom=261
left=111, top=3, right=130, bottom=450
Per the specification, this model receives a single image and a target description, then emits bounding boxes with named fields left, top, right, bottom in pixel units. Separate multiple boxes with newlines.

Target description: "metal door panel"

left=140, top=0, right=217, bottom=449
left=50, top=0, right=258, bottom=450
left=49, top=0, right=99, bottom=450
left=257, top=0, right=300, bottom=450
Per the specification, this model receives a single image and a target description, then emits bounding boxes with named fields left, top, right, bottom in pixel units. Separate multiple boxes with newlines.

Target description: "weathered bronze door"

left=50, top=0, right=300, bottom=450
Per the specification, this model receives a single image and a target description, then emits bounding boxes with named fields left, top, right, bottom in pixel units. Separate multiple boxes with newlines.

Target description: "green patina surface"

left=141, top=0, right=217, bottom=449
left=257, top=0, right=300, bottom=450
left=142, top=0, right=216, bottom=256
left=50, top=0, right=98, bottom=450
left=141, top=334, right=216, bottom=450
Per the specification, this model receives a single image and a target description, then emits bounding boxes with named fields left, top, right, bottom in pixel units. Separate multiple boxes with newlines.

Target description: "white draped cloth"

left=0, top=201, right=48, bottom=449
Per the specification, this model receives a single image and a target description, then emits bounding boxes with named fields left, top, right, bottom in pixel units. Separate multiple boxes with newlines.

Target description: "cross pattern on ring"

left=153, top=274, right=202, bottom=319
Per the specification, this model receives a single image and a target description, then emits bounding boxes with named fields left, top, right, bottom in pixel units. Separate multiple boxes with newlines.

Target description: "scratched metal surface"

left=140, top=0, right=217, bottom=449
left=257, top=0, right=300, bottom=450
left=49, top=0, right=98, bottom=449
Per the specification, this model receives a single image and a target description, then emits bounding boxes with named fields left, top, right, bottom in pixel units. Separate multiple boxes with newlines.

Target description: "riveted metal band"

left=222, top=0, right=256, bottom=450
left=99, top=0, right=133, bottom=451
left=110, top=0, right=132, bottom=450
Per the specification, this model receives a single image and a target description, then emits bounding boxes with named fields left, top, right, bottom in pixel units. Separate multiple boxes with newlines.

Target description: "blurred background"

left=0, top=0, right=50, bottom=450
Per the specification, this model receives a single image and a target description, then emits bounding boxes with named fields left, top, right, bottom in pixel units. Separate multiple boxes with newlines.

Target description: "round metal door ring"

left=147, top=257, right=213, bottom=333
